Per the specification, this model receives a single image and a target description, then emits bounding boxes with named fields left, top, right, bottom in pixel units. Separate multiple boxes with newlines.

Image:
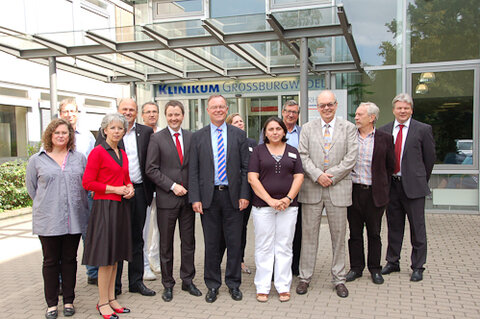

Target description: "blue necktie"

left=217, top=128, right=226, bottom=182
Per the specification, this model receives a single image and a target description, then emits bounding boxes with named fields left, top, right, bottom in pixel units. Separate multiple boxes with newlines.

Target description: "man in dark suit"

left=379, top=93, right=435, bottom=282
left=345, top=102, right=395, bottom=285
left=96, top=98, right=155, bottom=296
left=189, top=94, right=250, bottom=303
left=145, top=100, right=202, bottom=302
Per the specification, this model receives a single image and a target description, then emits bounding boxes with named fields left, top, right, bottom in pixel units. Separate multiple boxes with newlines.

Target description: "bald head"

left=316, top=90, right=338, bottom=123
left=117, top=98, right=138, bottom=129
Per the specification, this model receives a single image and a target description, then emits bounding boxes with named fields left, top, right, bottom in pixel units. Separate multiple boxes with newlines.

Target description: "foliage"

left=27, top=142, right=42, bottom=158
left=0, top=160, right=32, bottom=212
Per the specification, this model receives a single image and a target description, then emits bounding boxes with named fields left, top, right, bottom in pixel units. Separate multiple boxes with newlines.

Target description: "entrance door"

left=245, top=96, right=279, bottom=143
left=408, top=65, right=479, bottom=210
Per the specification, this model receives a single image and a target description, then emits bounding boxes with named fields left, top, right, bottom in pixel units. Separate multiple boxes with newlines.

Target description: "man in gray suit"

left=379, top=93, right=435, bottom=282
left=145, top=100, right=202, bottom=302
left=296, top=90, right=358, bottom=298
left=189, top=94, right=250, bottom=303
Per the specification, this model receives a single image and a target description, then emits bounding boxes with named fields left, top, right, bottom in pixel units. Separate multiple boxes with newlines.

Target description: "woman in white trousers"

left=248, top=117, right=304, bottom=303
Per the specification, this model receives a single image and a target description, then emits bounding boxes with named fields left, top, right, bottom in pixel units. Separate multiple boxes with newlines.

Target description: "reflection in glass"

left=428, top=174, right=478, bottom=211
left=412, top=70, right=474, bottom=165
left=341, top=0, right=398, bottom=66
left=407, top=0, right=480, bottom=63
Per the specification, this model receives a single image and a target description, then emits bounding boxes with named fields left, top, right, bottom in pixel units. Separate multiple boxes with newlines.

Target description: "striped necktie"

left=324, top=124, right=332, bottom=168
left=217, top=128, right=227, bottom=182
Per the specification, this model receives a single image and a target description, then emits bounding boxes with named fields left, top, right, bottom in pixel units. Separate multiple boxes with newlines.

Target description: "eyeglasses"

left=283, top=110, right=299, bottom=115
left=318, top=102, right=337, bottom=109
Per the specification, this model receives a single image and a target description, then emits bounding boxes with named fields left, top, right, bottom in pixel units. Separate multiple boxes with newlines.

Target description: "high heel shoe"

left=109, top=299, right=131, bottom=313
left=96, top=302, right=119, bottom=319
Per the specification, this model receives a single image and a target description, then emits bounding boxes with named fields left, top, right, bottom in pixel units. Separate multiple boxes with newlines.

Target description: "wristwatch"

left=286, top=195, right=293, bottom=204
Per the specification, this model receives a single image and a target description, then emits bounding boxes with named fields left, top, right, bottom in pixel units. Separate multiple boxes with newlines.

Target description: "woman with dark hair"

left=26, top=118, right=89, bottom=318
left=248, top=117, right=304, bottom=303
left=225, top=113, right=257, bottom=274
left=82, top=113, right=133, bottom=319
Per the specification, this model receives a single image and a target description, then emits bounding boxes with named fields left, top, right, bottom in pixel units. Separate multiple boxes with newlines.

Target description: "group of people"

left=26, top=90, right=435, bottom=318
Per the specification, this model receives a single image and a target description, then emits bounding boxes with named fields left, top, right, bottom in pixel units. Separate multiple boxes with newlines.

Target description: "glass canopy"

left=0, top=5, right=362, bottom=84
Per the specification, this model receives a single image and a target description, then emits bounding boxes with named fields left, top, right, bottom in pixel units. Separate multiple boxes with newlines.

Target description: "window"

left=153, top=0, right=203, bottom=20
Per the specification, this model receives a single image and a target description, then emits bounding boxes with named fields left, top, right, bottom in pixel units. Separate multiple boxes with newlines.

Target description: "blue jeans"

left=84, top=191, right=98, bottom=278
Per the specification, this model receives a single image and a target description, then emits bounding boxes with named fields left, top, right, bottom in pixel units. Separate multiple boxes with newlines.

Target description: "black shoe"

left=228, top=287, right=243, bottom=301
left=45, top=309, right=58, bottom=319
left=410, top=269, right=423, bottom=282
left=87, top=276, right=98, bottom=285
left=129, top=282, right=156, bottom=296
left=63, top=305, right=75, bottom=317
left=182, top=283, right=202, bottom=296
left=115, top=288, right=122, bottom=298
left=205, top=288, right=218, bottom=303
left=345, top=270, right=362, bottom=282
left=381, top=263, right=400, bottom=275
left=162, top=287, right=173, bottom=302
left=371, top=272, right=384, bottom=284
left=335, top=283, right=349, bottom=298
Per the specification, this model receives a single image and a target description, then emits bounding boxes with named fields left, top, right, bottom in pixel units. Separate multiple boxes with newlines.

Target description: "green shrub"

left=0, top=160, right=32, bottom=212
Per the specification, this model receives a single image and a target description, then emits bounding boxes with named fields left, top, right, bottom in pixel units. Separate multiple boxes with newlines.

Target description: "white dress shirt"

left=123, top=122, right=143, bottom=184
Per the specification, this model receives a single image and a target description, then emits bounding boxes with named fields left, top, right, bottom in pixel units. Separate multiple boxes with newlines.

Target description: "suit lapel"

left=162, top=128, right=181, bottom=166
left=205, top=126, right=214, bottom=163
left=226, top=124, right=233, bottom=161
left=403, top=119, right=417, bottom=155
left=135, top=123, right=142, bottom=164
left=183, top=129, right=191, bottom=167
left=330, top=118, right=342, bottom=149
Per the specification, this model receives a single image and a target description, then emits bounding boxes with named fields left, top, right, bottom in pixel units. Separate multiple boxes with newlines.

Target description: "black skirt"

left=82, top=199, right=132, bottom=266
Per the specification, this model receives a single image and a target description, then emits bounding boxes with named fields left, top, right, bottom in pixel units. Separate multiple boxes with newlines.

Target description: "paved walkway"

left=0, top=212, right=479, bottom=319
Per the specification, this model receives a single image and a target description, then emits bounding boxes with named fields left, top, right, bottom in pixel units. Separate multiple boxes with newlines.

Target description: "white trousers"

left=252, top=206, right=298, bottom=294
left=143, top=195, right=160, bottom=268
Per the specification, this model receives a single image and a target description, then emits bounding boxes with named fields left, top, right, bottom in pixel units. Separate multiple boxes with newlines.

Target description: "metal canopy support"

left=202, top=20, right=269, bottom=74
left=266, top=14, right=314, bottom=71
left=141, top=26, right=225, bottom=76
left=337, top=4, right=363, bottom=72
left=130, top=82, right=136, bottom=100
left=299, top=38, right=309, bottom=123
left=48, top=57, right=57, bottom=119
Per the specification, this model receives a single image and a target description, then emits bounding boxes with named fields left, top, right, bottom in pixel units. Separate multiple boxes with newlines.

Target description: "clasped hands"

left=115, top=184, right=135, bottom=199
left=267, top=197, right=291, bottom=211
left=317, top=172, right=334, bottom=187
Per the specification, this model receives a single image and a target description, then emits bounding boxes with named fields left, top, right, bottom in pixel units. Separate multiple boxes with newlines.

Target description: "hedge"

left=0, top=160, right=32, bottom=212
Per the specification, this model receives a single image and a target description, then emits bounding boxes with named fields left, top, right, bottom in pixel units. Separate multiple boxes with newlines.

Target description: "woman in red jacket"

left=82, top=113, right=134, bottom=319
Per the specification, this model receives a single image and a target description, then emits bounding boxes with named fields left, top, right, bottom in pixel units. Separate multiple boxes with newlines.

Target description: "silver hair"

left=283, top=100, right=300, bottom=110
left=359, top=102, right=380, bottom=124
left=392, top=93, right=414, bottom=108
left=100, top=113, right=128, bottom=138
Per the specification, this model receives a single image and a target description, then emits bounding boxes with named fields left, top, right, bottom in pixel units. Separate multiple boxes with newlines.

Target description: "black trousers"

left=116, top=183, right=148, bottom=290
left=219, top=203, right=251, bottom=263
left=201, top=188, right=243, bottom=289
left=347, top=185, right=385, bottom=274
left=39, top=234, right=81, bottom=307
left=291, top=204, right=302, bottom=275
left=157, top=203, right=196, bottom=288
left=386, top=179, right=427, bottom=270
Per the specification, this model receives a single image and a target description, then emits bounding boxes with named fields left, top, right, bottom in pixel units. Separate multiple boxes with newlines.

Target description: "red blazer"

left=83, top=144, right=132, bottom=201
left=371, top=129, right=395, bottom=207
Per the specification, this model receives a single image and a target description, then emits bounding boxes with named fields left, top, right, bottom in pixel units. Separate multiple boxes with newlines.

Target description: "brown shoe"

left=335, top=283, right=349, bottom=298
left=296, top=281, right=309, bottom=295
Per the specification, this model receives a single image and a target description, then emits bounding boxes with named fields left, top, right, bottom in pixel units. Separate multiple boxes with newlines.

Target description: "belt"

left=214, top=185, right=229, bottom=191
left=391, top=175, right=402, bottom=182
left=353, top=183, right=372, bottom=189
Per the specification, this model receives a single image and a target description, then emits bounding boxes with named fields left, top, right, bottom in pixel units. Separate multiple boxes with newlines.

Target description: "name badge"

left=288, top=152, right=297, bottom=159
left=249, top=147, right=253, bottom=152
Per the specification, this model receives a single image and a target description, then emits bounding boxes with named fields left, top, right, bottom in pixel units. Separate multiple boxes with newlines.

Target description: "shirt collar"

left=168, top=126, right=182, bottom=136
left=394, top=117, right=411, bottom=128
left=127, top=121, right=137, bottom=134
left=210, top=121, right=227, bottom=134
left=321, top=117, right=336, bottom=129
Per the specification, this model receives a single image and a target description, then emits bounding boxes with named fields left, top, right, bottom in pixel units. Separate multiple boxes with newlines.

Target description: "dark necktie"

left=394, top=124, right=404, bottom=174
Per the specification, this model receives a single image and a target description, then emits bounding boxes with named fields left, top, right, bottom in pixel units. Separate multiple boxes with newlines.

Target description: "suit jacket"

left=379, top=118, right=435, bottom=199
left=188, top=123, right=250, bottom=210
left=370, top=129, right=395, bottom=207
left=145, top=128, right=192, bottom=209
left=96, top=122, right=154, bottom=205
left=298, top=117, right=358, bottom=207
